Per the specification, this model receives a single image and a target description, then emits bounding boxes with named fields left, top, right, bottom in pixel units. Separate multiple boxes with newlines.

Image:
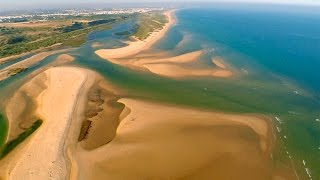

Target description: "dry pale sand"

left=54, top=54, right=75, bottom=63
left=4, top=54, right=75, bottom=140
left=0, top=49, right=68, bottom=81
left=143, top=63, right=233, bottom=78
left=73, top=98, right=273, bottom=180
left=7, top=67, right=90, bottom=180
left=133, top=50, right=203, bottom=65
left=95, top=10, right=175, bottom=60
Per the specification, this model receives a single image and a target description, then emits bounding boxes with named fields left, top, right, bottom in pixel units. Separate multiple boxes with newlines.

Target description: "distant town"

left=0, top=8, right=164, bottom=23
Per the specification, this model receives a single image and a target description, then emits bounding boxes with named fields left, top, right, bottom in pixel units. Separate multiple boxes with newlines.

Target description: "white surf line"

left=305, top=168, right=312, bottom=179
left=276, top=126, right=282, bottom=133
left=274, top=116, right=300, bottom=180
left=302, top=160, right=313, bottom=179
left=288, top=111, right=301, bottom=115
left=275, top=116, right=285, bottom=124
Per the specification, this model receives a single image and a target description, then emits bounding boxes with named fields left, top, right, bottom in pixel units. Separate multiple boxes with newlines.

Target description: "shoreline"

left=96, top=10, right=176, bottom=60
left=95, top=10, right=234, bottom=79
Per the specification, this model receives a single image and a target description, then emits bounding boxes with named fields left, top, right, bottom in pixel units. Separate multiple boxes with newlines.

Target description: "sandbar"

left=7, top=67, right=90, bottom=180
left=73, top=98, right=272, bottom=180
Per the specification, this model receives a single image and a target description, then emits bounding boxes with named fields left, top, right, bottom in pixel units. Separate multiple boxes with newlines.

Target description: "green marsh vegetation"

left=0, top=14, right=136, bottom=59
left=0, top=114, right=7, bottom=152
left=133, top=12, right=168, bottom=40
left=0, top=119, right=43, bottom=158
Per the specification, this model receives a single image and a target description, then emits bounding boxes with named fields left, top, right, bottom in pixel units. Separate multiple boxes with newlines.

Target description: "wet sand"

left=212, top=57, right=227, bottom=69
left=72, top=98, right=273, bottom=180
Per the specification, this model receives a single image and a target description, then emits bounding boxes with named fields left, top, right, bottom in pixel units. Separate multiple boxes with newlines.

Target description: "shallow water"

left=0, top=5, right=320, bottom=179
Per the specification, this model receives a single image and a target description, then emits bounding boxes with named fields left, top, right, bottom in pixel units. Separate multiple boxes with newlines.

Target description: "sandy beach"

left=72, top=98, right=272, bottom=180
left=5, top=67, right=91, bottom=180
left=96, top=11, right=175, bottom=59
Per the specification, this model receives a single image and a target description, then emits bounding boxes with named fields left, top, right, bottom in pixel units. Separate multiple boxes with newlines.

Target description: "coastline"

left=95, top=11, right=234, bottom=79
left=95, top=10, right=176, bottom=60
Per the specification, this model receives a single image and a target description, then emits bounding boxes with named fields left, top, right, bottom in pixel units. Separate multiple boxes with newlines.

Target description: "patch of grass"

left=7, top=68, right=28, bottom=76
left=0, top=119, right=43, bottom=158
left=0, top=114, right=7, bottom=150
left=0, top=14, right=136, bottom=59
left=133, top=12, right=168, bottom=40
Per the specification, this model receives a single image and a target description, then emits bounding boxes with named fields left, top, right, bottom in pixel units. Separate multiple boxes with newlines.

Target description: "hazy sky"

left=1, top=0, right=320, bottom=9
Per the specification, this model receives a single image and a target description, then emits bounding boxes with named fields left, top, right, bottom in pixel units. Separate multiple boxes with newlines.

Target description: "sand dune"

left=73, top=98, right=272, bottom=180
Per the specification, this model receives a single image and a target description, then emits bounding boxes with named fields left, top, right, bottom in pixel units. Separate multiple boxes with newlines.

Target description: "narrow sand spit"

left=143, top=63, right=233, bottom=78
left=212, top=57, right=227, bottom=69
left=0, top=43, right=64, bottom=65
left=133, top=50, right=203, bottom=65
left=8, top=67, right=89, bottom=180
left=0, top=49, right=68, bottom=81
left=5, top=53, right=75, bottom=140
left=73, top=98, right=272, bottom=180
left=95, top=10, right=175, bottom=59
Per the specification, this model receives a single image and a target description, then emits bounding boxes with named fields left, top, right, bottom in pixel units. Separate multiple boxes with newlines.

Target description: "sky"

left=0, top=0, right=320, bottom=9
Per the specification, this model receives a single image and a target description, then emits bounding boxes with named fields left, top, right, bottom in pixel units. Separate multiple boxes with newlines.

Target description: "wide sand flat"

left=9, top=67, right=88, bottom=180
left=73, top=98, right=272, bottom=180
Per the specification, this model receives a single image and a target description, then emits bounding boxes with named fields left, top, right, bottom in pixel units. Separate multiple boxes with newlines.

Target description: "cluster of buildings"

left=0, top=8, right=164, bottom=23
